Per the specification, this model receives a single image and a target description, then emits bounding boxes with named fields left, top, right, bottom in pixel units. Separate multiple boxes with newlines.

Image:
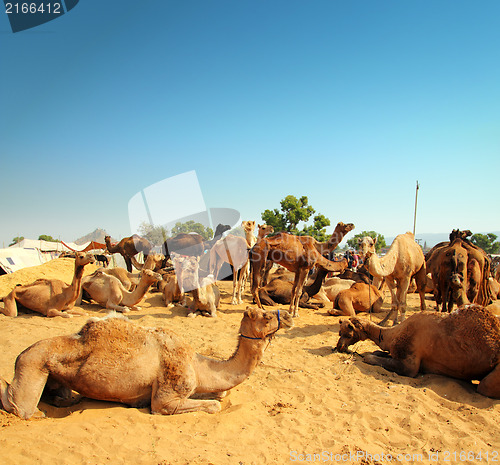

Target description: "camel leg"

left=477, top=364, right=500, bottom=399
left=414, top=266, right=427, bottom=311
left=124, top=256, right=133, bottom=273
left=250, top=249, right=267, bottom=309
left=46, top=309, right=73, bottom=318
left=1, top=344, right=52, bottom=419
left=258, top=289, right=277, bottom=306
left=394, top=276, right=411, bottom=324
left=231, top=267, right=239, bottom=305
left=378, top=278, right=397, bottom=326
left=363, top=353, right=420, bottom=378
left=290, top=268, right=308, bottom=318
left=1, top=291, right=19, bottom=317
left=329, top=296, right=355, bottom=317
left=152, top=396, right=221, bottom=415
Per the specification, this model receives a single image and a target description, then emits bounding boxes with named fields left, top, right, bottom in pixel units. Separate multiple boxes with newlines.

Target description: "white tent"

left=0, top=247, right=56, bottom=274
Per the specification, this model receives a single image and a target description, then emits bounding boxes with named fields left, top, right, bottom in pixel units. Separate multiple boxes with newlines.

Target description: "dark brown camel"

left=251, top=222, right=354, bottom=317
left=336, top=304, right=500, bottom=399
left=105, top=235, right=152, bottom=273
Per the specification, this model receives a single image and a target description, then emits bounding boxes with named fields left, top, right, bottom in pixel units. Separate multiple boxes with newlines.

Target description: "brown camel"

left=0, top=307, right=293, bottom=419
left=359, top=232, right=426, bottom=326
left=251, top=222, right=354, bottom=317
left=488, top=278, right=500, bottom=300
left=105, top=235, right=152, bottom=273
left=79, top=269, right=161, bottom=312
left=130, top=253, right=167, bottom=272
left=209, top=221, right=256, bottom=305
left=426, top=238, right=470, bottom=312
left=328, top=282, right=384, bottom=317
left=335, top=304, right=500, bottom=399
left=1, top=253, right=95, bottom=318
left=160, top=270, right=186, bottom=307
left=425, top=229, right=492, bottom=306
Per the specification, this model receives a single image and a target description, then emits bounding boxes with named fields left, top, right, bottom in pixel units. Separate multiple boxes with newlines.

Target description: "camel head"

left=75, top=252, right=95, bottom=266
left=334, top=222, right=355, bottom=236
left=242, top=221, right=256, bottom=234
left=141, top=269, right=163, bottom=284
left=358, top=236, right=376, bottom=259
left=258, top=224, right=274, bottom=238
left=336, top=317, right=368, bottom=352
left=143, top=253, right=166, bottom=272
left=214, top=223, right=231, bottom=237
left=239, top=306, right=293, bottom=339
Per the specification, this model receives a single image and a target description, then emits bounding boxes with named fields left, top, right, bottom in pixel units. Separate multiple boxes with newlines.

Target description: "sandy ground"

left=0, top=258, right=499, bottom=465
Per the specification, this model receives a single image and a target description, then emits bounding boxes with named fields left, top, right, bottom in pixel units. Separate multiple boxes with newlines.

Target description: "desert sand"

left=0, top=258, right=498, bottom=465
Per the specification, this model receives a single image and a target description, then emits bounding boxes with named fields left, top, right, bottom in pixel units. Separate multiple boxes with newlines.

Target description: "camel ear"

left=245, top=306, right=259, bottom=320
left=350, top=318, right=364, bottom=330
left=373, top=236, right=378, bottom=244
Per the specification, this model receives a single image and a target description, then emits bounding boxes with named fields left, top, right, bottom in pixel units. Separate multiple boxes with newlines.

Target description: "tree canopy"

left=9, top=236, right=24, bottom=246
left=138, top=221, right=214, bottom=246
left=38, top=234, right=57, bottom=242
left=347, top=230, right=386, bottom=253
left=471, top=233, right=500, bottom=254
left=261, top=195, right=330, bottom=241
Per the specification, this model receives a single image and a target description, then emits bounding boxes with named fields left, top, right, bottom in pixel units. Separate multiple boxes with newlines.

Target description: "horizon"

left=1, top=1, right=499, bottom=246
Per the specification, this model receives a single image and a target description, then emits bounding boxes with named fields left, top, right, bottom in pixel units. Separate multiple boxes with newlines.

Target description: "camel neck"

left=363, top=321, right=391, bottom=351
left=123, top=277, right=153, bottom=305
left=68, top=263, right=86, bottom=301
left=194, top=337, right=268, bottom=393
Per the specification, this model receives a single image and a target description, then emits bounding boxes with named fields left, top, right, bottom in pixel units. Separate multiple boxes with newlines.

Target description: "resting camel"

left=359, top=232, right=426, bottom=326
left=328, top=282, right=383, bottom=317
left=209, top=221, right=256, bottom=305
left=173, top=254, right=220, bottom=317
left=251, top=222, right=354, bottom=317
left=99, top=267, right=141, bottom=291
left=130, top=253, right=167, bottom=272
left=335, top=304, right=500, bottom=399
left=488, top=278, right=500, bottom=300
left=160, top=270, right=186, bottom=307
left=1, top=253, right=95, bottom=318
left=79, top=269, right=161, bottom=312
left=105, top=235, right=152, bottom=273
left=0, top=307, right=293, bottom=419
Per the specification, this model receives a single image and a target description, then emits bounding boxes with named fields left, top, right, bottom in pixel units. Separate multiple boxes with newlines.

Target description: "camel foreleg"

left=1, top=291, right=19, bottom=317
left=363, top=353, right=420, bottom=378
left=477, top=364, right=500, bottom=399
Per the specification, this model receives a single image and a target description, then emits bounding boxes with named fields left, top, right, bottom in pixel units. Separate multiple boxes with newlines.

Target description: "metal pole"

left=413, top=181, right=420, bottom=236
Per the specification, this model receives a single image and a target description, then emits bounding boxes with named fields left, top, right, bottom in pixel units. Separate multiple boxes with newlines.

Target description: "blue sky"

left=1, top=0, right=499, bottom=247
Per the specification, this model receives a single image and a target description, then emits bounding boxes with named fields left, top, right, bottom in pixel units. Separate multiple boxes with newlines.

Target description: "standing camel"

left=358, top=232, right=426, bottom=326
left=105, top=235, right=152, bottom=273
left=209, top=221, right=256, bottom=304
left=251, top=222, right=354, bottom=317
left=1, top=253, right=95, bottom=318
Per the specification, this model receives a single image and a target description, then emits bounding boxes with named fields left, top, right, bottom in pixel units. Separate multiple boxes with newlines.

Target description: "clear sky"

left=1, top=0, right=499, bottom=247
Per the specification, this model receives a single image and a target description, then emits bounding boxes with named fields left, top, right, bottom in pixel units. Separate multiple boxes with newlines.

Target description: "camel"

left=488, top=278, right=500, bottom=300
left=209, top=221, right=256, bottom=305
left=105, top=235, right=152, bottom=273
left=335, top=304, right=500, bottom=399
left=79, top=269, right=161, bottom=312
left=425, top=229, right=492, bottom=306
left=160, top=270, right=186, bottom=307
left=130, top=253, right=167, bottom=272
left=251, top=222, right=354, bottom=317
left=0, top=307, right=293, bottom=419
left=426, top=238, right=470, bottom=312
left=99, top=267, right=141, bottom=291
left=94, top=254, right=109, bottom=267
left=161, top=224, right=230, bottom=262
left=359, top=232, right=426, bottom=326
left=327, top=282, right=384, bottom=317
left=172, top=254, right=220, bottom=317
left=0, top=253, right=95, bottom=318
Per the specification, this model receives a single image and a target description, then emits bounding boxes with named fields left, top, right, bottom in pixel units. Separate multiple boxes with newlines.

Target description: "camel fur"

left=105, top=235, right=152, bottom=273
left=335, top=304, right=500, bottom=399
left=1, top=253, right=95, bottom=318
left=99, top=267, right=141, bottom=291
left=359, top=232, right=426, bottom=326
left=328, top=282, right=383, bottom=317
left=0, top=307, right=293, bottom=419
left=79, top=269, right=161, bottom=312
left=251, top=222, right=354, bottom=317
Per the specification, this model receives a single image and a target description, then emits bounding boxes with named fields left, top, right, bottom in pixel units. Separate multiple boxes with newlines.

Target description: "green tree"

left=9, top=236, right=24, bottom=246
left=171, top=221, right=213, bottom=240
left=138, top=222, right=169, bottom=246
left=471, top=233, right=500, bottom=254
left=347, top=231, right=386, bottom=253
left=38, top=234, right=57, bottom=242
left=261, top=195, right=330, bottom=241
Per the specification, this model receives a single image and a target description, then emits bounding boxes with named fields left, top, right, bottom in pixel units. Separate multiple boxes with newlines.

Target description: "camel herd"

left=1, top=222, right=500, bottom=419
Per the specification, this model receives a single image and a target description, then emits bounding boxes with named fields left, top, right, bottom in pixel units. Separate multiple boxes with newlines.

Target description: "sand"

left=0, top=259, right=498, bottom=465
